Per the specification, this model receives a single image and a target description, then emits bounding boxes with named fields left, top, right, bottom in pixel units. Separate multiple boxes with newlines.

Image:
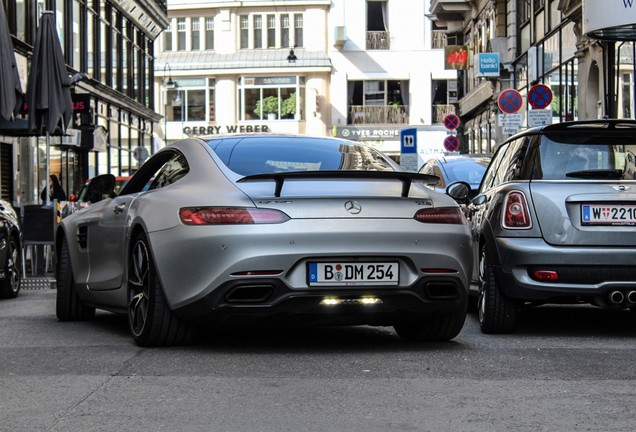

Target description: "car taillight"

left=503, top=191, right=531, bottom=229
left=179, top=207, right=290, bottom=225
left=414, top=208, right=467, bottom=224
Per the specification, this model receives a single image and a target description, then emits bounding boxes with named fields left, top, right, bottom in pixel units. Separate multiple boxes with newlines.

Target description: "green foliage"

left=254, top=96, right=279, bottom=115
left=282, top=92, right=297, bottom=116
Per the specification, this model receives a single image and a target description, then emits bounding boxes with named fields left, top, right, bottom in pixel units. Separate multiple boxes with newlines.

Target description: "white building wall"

left=328, top=0, right=456, bottom=157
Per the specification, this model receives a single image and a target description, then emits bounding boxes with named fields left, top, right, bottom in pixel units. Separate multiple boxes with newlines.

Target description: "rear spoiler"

left=237, top=170, right=439, bottom=198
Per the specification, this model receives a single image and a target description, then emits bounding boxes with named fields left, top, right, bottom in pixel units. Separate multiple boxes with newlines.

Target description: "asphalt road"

left=1, top=286, right=635, bottom=432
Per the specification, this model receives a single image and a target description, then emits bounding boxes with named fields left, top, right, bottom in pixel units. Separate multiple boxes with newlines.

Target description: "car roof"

left=507, top=119, right=636, bottom=140
left=426, top=154, right=493, bottom=164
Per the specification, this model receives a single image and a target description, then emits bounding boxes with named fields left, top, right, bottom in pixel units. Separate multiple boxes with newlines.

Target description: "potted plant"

left=281, top=92, right=297, bottom=119
left=254, top=96, right=279, bottom=120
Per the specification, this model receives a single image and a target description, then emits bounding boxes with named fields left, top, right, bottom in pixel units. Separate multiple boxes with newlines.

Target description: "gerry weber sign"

left=584, top=0, right=636, bottom=40
left=183, top=124, right=270, bottom=136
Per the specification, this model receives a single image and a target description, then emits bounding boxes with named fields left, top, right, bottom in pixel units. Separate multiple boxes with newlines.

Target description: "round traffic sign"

left=498, top=89, right=523, bottom=114
left=528, top=84, right=553, bottom=109
left=443, top=113, right=460, bottom=131
left=443, top=135, right=460, bottom=152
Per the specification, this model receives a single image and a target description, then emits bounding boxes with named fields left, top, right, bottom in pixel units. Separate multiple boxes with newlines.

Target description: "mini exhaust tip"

left=627, top=291, right=636, bottom=304
left=609, top=290, right=625, bottom=304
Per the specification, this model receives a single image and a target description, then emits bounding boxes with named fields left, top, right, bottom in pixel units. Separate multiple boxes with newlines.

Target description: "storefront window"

left=239, top=76, right=304, bottom=121
left=165, top=78, right=212, bottom=122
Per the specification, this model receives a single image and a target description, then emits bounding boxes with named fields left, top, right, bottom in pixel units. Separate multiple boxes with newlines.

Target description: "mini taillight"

left=414, top=208, right=467, bottom=224
left=503, top=192, right=531, bottom=229
left=179, top=207, right=290, bottom=225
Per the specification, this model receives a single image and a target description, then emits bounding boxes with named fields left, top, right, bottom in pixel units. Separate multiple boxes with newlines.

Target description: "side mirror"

left=446, top=181, right=471, bottom=202
left=86, top=174, right=116, bottom=203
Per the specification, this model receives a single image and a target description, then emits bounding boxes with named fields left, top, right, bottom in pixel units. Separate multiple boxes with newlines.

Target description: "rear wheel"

left=127, top=232, right=195, bottom=347
left=56, top=239, right=95, bottom=320
left=394, top=307, right=467, bottom=342
left=0, top=235, right=21, bottom=299
left=477, top=245, right=516, bottom=334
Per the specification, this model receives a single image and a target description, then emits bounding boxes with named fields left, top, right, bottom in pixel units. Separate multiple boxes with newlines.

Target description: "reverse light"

left=179, top=207, right=290, bottom=225
left=503, top=191, right=532, bottom=229
left=532, top=270, right=559, bottom=281
left=414, top=207, right=467, bottom=224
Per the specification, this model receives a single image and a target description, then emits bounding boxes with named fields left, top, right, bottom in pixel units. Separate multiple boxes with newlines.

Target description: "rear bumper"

left=173, top=276, right=468, bottom=326
left=493, top=237, right=636, bottom=301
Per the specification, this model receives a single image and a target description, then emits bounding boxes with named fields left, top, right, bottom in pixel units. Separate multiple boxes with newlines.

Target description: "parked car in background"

left=419, top=154, right=492, bottom=197
left=69, top=176, right=130, bottom=205
left=0, top=199, right=22, bottom=299
left=459, top=119, right=636, bottom=334
left=55, top=134, right=473, bottom=346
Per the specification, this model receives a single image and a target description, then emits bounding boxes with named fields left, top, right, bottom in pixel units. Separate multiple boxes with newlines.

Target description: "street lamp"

left=163, top=63, right=175, bottom=88
left=163, top=64, right=175, bottom=145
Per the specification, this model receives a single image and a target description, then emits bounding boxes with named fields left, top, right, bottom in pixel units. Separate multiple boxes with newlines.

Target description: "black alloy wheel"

left=477, top=244, right=516, bottom=334
left=127, top=232, right=195, bottom=347
left=0, top=236, right=21, bottom=298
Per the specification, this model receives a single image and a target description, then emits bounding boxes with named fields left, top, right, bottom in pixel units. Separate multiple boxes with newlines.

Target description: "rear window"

left=534, top=132, right=636, bottom=180
left=207, top=136, right=398, bottom=176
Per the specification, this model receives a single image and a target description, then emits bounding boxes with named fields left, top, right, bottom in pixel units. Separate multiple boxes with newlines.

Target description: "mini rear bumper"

left=493, top=237, right=636, bottom=301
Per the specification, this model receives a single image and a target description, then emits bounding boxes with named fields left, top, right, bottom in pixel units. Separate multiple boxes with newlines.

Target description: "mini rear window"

left=535, top=133, right=636, bottom=180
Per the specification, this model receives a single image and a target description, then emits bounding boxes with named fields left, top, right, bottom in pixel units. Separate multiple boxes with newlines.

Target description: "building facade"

left=429, top=0, right=636, bottom=154
left=0, top=0, right=167, bottom=206
left=156, top=0, right=332, bottom=146
left=328, top=0, right=456, bottom=162
left=157, top=0, right=455, bottom=165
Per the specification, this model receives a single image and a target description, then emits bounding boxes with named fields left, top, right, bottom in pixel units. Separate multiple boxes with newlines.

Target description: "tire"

left=477, top=244, right=516, bottom=334
left=127, top=232, right=195, bottom=347
left=0, top=235, right=21, bottom=299
left=394, top=306, right=467, bottom=342
left=56, top=239, right=95, bottom=320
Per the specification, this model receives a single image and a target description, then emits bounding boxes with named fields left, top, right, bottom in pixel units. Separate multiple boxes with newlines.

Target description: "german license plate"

left=581, top=204, right=636, bottom=225
left=307, top=262, right=399, bottom=286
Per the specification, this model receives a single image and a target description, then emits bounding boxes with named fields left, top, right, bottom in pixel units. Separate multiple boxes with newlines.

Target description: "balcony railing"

left=366, top=31, right=390, bottom=50
left=349, top=105, right=409, bottom=125
left=432, top=104, right=456, bottom=124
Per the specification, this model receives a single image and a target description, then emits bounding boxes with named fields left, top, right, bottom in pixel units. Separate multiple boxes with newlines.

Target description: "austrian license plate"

left=581, top=204, right=636, bottom=225
left=307, top=262, right=399, bottom=286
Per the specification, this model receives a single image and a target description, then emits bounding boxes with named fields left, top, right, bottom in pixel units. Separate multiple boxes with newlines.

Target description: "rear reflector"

left=414, top=207, right=467, bottom=224
left=532, top=270, right=559, bottom=281
left=180, top=207, right=290, bottom=225
left=421, top=268, right=457, bottom=274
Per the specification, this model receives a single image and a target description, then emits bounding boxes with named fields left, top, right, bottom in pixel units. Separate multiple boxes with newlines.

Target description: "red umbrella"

left=0, top=3, right=23, bottom=122
left=26, top=11, right=73, bottom=204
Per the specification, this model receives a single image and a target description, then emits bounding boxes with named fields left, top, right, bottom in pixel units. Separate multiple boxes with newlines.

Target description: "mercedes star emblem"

left=344, top=200, right=362, bottom=214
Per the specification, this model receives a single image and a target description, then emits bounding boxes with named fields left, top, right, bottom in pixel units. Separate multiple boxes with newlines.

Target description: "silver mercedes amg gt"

left=55, top=134, right=473, bottom=346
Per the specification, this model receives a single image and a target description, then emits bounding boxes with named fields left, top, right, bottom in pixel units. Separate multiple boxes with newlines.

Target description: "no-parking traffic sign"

left=443, top=113, right=460, bottom=131
left=528, top=84, right=553, bottom=109
left=443, top=135, right=460, bottom=152
left=498, top=89, right=523, bottom=114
